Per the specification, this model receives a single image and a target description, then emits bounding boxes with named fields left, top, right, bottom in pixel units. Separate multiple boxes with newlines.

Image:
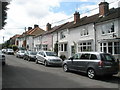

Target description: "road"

left=2, top=55, right=120, bottom=88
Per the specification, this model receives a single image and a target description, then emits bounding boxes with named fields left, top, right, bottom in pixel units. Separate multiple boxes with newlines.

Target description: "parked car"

left=63, top=52, right=119, bottom=79
left=23, top=51, right=37, bottom=61
left=16, top=50, right=26, bottom=58
left=36, top=51, right=63, bottom=66
left=2, top=49, right=7, bottom=54
left=0, top=50, right=5, bottom=65
left=6, top=49, right=14, bottom=55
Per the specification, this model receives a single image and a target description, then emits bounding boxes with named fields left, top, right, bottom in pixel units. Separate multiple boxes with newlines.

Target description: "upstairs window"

left=60, top=31, right=65, bottom=39
left=81, top=26, right=89, bottom=36
left=101, top=22, right=115, bottom=35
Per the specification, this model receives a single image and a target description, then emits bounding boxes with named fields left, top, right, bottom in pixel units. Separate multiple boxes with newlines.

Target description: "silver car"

left=36, top=51, right=63, bottom=66
left=0, top=50, right=5, bottom=65
left=16, top=50, right=26, bottom=58
left=63, top=52, right=119, bottom=79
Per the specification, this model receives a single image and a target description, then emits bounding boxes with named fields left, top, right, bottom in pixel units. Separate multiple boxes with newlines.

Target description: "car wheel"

left=23, top=57, right=26, bottom=60
left=44, top=61, right=48, bottom=67
left=35, top=59, right=38, bottom=64
left=87, top=69, right=96, bottom=79
left=63, top=64, right=69, bottom=72
left=28, top=57, right=31, bottom=61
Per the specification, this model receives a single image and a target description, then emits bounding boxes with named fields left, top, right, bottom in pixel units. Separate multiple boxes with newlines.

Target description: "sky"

left=0, top=0, right=119, bottom=44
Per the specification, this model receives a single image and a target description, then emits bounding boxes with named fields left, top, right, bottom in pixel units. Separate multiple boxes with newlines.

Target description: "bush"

left=60, top=55, right=66, bottom=61
left=12, top=45, right=18, bottom=52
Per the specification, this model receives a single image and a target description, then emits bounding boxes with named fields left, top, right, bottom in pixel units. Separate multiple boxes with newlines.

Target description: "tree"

left=2, top=2, right=9, bottom=28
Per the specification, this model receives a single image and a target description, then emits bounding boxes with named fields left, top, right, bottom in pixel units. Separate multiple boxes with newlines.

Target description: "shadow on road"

left=68, top=71, right=120, bottom=85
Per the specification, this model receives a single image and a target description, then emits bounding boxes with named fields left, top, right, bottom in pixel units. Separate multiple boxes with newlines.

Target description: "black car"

left=63, top=52, right=119, bottom=79
left=23, top=51, right=37, bottom=61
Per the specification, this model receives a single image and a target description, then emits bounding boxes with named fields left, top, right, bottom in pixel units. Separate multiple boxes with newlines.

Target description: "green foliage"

left=12, top=45, right=18, bottom=51
left=2, top=2, right=9, bottom=28
left=60, top=55, right=66, bottom=61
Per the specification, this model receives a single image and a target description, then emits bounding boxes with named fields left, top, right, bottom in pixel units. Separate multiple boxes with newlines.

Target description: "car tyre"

left=44, top=61, right=48, bottom=67
left=28, top=57, right=31, bottom=61
left=35, top=59, right=38, bottom=64
left=63, top=64, right=69, bottom=72
left=87, top=69, right=96, bottom=79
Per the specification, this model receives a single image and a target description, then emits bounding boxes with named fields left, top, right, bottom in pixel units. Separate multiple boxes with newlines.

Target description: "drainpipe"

left=93, top=22, right=97, bottom=52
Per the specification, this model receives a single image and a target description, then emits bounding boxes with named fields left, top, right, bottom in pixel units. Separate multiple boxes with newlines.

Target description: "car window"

left=46, top=52, right=57, bottom=56
left=90, top=54, right=98, bottom=60
left=73, top=53, right=81, bottom=59
left=41, top=52, right=45, bottom=56
left=100, top=54, right=115, bottom=61
left=80, top=54, right=90, bottom=59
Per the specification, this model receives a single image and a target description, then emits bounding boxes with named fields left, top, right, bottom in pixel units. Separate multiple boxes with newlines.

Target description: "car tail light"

left=98, top=60, right=104, bottom=67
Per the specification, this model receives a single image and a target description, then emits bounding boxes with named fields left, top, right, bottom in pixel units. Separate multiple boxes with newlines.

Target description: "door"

left=68, top=53, right=81, bottom=70
left=76, top=53, right=90, bottom=72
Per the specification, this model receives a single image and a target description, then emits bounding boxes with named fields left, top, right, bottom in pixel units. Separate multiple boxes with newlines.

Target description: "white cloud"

left=0, top=0, right=119, bottom=44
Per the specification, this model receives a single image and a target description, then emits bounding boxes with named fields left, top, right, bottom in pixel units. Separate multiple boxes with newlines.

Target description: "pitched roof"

left=69, top=7, right=120, bottom=29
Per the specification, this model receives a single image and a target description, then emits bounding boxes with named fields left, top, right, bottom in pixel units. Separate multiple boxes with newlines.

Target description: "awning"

left=58, top=40, right=68, bottom=44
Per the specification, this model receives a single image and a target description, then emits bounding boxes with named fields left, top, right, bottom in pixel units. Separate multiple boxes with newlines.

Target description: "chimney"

left=74, top=11, right=80, bottom=24
left=99, top=2, right=109, bottom=17
left=28, top=27, right=32, bottom=30
left=34, top=24, right=39, bottom=28
left=46, top=23, right=51, bottom=31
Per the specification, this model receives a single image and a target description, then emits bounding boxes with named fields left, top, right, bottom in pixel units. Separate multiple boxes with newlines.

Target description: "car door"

left=40, top=52, right=46, bottom=63
left=37, top=52, right=42, bottom=61
left=77, top=53, right=90, bottom=72
left=68, top=53, right=81, bottom=70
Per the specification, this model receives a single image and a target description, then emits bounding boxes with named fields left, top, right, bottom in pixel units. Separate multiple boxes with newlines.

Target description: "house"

left=16, top=24, right=45, bottom=50
left=34, top=23, right=64, bottom=51
left=52, top=1, right=120, bottom=59
left=9, top=34, right=20, bottom=46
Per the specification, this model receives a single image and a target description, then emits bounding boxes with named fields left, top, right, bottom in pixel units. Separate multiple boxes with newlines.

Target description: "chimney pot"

left=34, top=24, right=39, bottom=28
left=28, top=27, right=32, bottom=30
left=46, top=23, right=51, bottom=31
left=99, top=2, right=109, bottom=16
left=74, top=11, right=80, bottom=24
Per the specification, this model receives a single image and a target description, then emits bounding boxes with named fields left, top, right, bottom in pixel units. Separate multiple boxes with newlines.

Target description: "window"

left=60, top=31, right=65, bottom=39
left=114, top=42, right=120, bottom=54
left=73, top=53, right=81, bottom=59
left=42, top=45, right=48, bottom=51
left=100, top=42, right=120, bottom=54
left=90, top=54, right=98, bottom=60
left=81, top=27, right=89, bottom=36
left=59, top=43, right=68, bottom=52
left=101, top=22, right=115, bottom=35
left=64, top=44, right=67, bottom=51
left=78, top=42, right=92, bottom=52
left=80, top=54, right=90, bottom=59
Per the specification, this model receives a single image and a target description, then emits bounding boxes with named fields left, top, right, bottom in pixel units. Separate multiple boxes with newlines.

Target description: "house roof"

left=19, top=27, right=45, bottom=38
left=69, top=7, right=120, bottom=29
left=10, top=34, right=21, bottom=40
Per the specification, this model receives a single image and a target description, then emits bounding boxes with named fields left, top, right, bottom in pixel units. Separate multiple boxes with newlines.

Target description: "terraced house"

left=16, top=25, right=45, bottom=50
left=15, top=1, right=120, bottom=59
left=50, top=1, right=120, bottom=59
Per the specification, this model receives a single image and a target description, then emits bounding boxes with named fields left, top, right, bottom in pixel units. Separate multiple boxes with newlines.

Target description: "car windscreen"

left=100, top=53, right=115, bottom=61
left=46, top=52, right=57, bottom=56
